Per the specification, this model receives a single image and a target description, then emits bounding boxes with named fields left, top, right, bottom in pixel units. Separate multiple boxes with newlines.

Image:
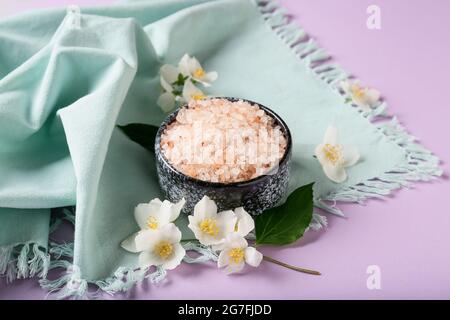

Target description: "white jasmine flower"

left=314, top=126, right=360, bottom=183
left=135, top=223, right=186, bottom=270
left=182, top=80, right=207, bottom=103
left=217, top=233, right=263, bottom=274
left=340, top=80, right=380, bottom=112
left=157, top=64, right=180, bottom=112
left=212, top=207, right=255, bottom=251
left=157, top=54, right=218, bottom=111
left=134, top=198, right=185, bottom=231
left=187, top=196, right=237, bottom=246
left=233, top=207, right=254, bottom=237
left=121, top=198, right=185, bottom=252
left=178, top=54, right=218, bottom=87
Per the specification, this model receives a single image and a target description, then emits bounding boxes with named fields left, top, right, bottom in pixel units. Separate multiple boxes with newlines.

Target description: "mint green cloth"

left=0, top=0, right=441, bottom=294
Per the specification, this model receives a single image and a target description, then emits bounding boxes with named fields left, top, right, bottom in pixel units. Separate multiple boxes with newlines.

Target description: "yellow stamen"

left=199, top=218, right=219, bottom=237
left=351, top=84, right=365, bottom=99
left=155, top=241, right=173, bottom=259
left=323, top=143, right=341, bottom=164
left=193, top=68, right=205, bottom=78
left=146, top=216, right=158, bottom=230
left=191, top=93, right=205, bottom=101
left=228, top=248, right=245, bottom=264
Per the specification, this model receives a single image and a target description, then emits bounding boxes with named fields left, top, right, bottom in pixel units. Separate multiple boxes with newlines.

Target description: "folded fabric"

left=0, top=0, right=441, bottom=298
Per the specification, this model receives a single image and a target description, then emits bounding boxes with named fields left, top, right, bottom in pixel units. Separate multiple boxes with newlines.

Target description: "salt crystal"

left=160, top=98, right=287, bottom=183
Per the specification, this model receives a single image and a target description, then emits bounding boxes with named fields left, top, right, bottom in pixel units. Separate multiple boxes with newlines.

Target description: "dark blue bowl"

left=155, top=97, right=292, bottom=216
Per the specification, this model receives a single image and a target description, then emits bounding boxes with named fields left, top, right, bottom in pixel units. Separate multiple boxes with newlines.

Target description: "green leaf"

left=172, top=73, right=189, bottom=87
left=117, top=123, right=159, bottom=153
left=255, top=183, right=314, bottom=246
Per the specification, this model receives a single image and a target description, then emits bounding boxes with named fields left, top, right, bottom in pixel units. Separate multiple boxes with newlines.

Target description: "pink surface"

left=0, top=0, right=449, bottom=299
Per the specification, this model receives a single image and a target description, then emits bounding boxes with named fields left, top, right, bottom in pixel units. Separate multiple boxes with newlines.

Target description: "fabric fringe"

left=49, top=242, right=74, bottom=259
left=38, top=240, right=216, bottom=299
left=307, top=213, right=329, bottom=231
left=40, top=264, right=88, bottom=300
left=49, top=206, right=76, bottom=233
left=256, top=0, right=443, bottom=216
left=183, top=242, right=218, bottom=263
left=94, top=242, right=217, bottom=296
left=40, top=207, right=217, bottom=298
left=1, top=207, right=72, bottom=284
left=95, top=266, right=166, bottom=297
left=40, top=240, right=166, bottom=298
left=0, top=242, right=50, bottom=283
left=322, top=117, right=442, bottom=208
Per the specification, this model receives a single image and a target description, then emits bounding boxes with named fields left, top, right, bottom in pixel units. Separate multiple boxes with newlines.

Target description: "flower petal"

left=314, top=143, right=329, bottom=166
left=341, top=145, right=360, bottom=167
left=226, top=261, right=245, bottom=274
left=162, top=243, right=185, bottom=270
left=178, top=54, right=194, bottom=76
left=224, top=232, right=248, bottom=249
left=323, top=125, right=338, bottom=145
left=134, top=198, right=162, bottom=230
left=218, top=210, right=238, bottom=238
left=211, top=240, right=226, bottom=252
left=160, top=64, right=179, bottom=85
left=198, top=71, right=218, bottom=86
left=323, top=163, right=347, bottom=183
left=169, top=198, right=185, bottom=222
left=366, top=88, right=380, bottom=104
left=193, top=195, right=217, bottom=220
left=245, top=247, right=263, bottom=268
left=157, top=92, right=176, bottom=113
left=187, top=215, right=198, bottom=230
left=138, top=251, right=159, bottom=268
left=160, top=75, right=173, bottom=93
left=182, top=80, right=204, bottom=102
left=154, top=200, right=176, bottom=227
left=160, top=223, right=183, bottom=244
left=205, top=71, right=218, bottom=82
left=340, top=80, right=350, bottom=93
left=353, top=96, right=369, bottom=109
left=187, top=215, right=206, bottom=244
left=120, top=232, right=140, bottom=253
left=234, top=207, right=254, bottom=237
left=189, top=56, right=202, bottom=74
left=135, top=229, right=159, bottom=252
left=217, top=250, right=229, bottom=268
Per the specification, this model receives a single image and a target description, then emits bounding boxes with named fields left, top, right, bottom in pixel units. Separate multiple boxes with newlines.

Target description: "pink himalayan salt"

left=160, top=98, right=287, bottom=183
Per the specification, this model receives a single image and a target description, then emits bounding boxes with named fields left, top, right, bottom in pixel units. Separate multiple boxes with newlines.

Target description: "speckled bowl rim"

left=155, top=97, right=292, bottom=188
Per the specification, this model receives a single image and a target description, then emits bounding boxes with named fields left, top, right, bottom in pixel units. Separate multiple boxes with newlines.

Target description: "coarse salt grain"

left=160, top=98, right=287, bottom=183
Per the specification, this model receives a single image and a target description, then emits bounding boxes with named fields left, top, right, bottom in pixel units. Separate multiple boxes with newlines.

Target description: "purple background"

left=1, top=0, right=449, bottom=299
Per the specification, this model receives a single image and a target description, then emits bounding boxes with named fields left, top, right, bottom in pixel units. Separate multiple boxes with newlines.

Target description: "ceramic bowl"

left=154, top=97, right=292, bottom=215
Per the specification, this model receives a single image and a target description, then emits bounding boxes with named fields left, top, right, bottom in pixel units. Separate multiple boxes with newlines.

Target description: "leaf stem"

left=263, top=255, right=321, bottom=276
